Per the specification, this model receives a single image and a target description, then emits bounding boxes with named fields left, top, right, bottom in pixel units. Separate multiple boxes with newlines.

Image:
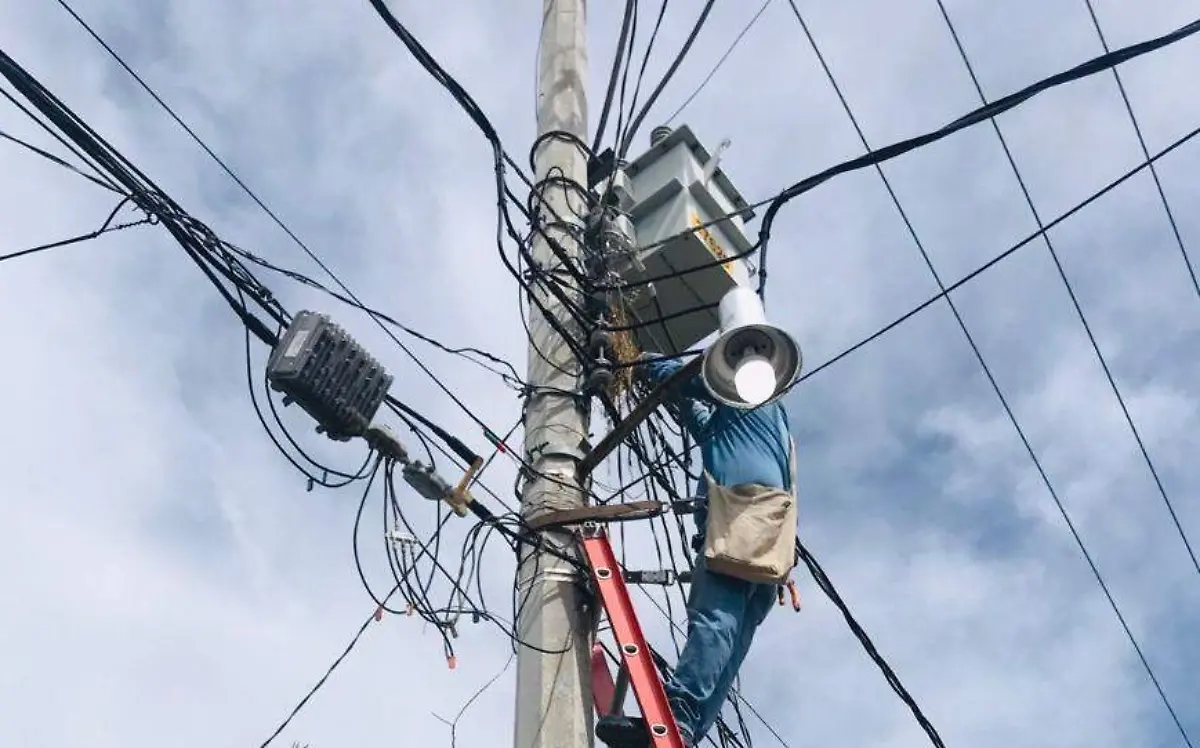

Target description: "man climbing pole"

left=597, top=353, right=799, bottom=748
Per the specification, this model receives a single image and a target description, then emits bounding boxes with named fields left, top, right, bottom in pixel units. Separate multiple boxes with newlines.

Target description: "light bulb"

left=733, top=353, right=776, bottom=406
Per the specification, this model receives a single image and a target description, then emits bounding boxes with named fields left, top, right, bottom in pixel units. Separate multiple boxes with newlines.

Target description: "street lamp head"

left=701, top=286, right=801, bottom=409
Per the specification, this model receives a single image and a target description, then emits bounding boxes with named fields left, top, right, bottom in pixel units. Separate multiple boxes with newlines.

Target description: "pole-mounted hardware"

left=366, top=423, right=482, bottom=518
left=575, top=355, right=702, bottom=482
left=266, top=310, right=392, bottom=440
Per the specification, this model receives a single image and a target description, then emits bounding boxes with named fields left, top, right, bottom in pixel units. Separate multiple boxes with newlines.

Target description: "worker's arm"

left=640, top=355, right=713, bottom=403
left=639, top=355, right=712, bottom=436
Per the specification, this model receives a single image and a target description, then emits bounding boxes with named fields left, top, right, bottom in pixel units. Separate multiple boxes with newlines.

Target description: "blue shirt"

left=643, top=356, right=792, bottom=498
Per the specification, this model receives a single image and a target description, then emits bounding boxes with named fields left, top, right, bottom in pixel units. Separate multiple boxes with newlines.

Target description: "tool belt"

left=702, top=477, right=797, bottom=584
left=701, top=437, right=799, bottom=585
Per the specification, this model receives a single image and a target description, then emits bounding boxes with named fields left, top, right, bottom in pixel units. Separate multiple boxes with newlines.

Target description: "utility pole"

left=515, top=1, right=593, bottom=747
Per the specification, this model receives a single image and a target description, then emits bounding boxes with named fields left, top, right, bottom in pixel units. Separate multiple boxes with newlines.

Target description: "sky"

left=2, top=0, right=1200, bottom=747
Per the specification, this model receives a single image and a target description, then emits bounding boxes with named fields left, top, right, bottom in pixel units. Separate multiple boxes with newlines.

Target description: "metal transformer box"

left=618, top=124, right=756, bottom=356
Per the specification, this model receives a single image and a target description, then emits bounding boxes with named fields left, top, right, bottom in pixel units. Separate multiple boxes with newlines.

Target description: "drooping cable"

left=618, top=0, right=717, bottom=158
left=927, top=4, right=1196, bottom=743
left=755, top=15, right=1200, bottom=296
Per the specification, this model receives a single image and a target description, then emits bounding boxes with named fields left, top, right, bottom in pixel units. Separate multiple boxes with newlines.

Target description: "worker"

left=597, top=352, right=797, bottom=748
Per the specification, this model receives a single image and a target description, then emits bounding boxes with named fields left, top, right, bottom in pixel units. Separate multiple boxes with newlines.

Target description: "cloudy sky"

left=3, top=0, right=1200, bottom=746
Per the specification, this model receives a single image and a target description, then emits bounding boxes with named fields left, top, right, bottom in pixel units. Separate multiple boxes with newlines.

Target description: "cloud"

left=2, top=0, right=1200, bottom=746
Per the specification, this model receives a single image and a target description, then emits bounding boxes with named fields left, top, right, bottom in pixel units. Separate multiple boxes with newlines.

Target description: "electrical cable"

left=663, top=0, right=774, bottom=125
left=1079, top=0, right=1200, bottom=306
left=618, top=0, right=717, bottom=158
left=257, top=584, right=400, bottom=748
left=925, top=5, right=1196, bottom=743
left=932, top=0, right=1200, bottom=584
left=755, top=14, right=1200, bottom=297
left=619, top=0, right=671, bottom=157
left=0, top=204, right=149, bottom=264
left=1, top=87, right=123, bottom=194
left=54, top=0, right=543, bottom=456
left=577, top=13, right=1200, bottom=301
left=0, top=123, right=121, bottom=193
left=220, top=241, right=526, bottom=387
left=794, top=539, right=943, bottom=747
left=788, top=120, right=1200, bottom=393
left=592, top=0, right=637, bottom=155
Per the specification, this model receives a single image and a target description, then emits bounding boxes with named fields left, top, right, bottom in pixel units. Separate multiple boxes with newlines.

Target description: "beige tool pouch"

left=702, top=439, right=798, bottom=585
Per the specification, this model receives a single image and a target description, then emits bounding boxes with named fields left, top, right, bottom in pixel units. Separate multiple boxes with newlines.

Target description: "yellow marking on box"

left=689, top=214, right=735, bottom=276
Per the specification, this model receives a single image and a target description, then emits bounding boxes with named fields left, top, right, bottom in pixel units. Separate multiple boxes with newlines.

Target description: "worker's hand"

left=632, top=352, right=660, bottom=381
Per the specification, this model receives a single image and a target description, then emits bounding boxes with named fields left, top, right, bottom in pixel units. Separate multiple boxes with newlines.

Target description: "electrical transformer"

left=266, top=311, right=393, bottom=441
left=617, top=124, right=756, bottom=356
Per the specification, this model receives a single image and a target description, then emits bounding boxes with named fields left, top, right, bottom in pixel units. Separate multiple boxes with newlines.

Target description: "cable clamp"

left=364, top=424, right=410, bottom=462
left=624, top=569, right=675, bottom=586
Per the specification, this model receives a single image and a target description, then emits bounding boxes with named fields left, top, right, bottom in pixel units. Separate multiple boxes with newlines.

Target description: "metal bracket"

left=365, top=423, right=409, bottom=462
left=670, top=499, right=699, bottom=516
left=576, top=355, right=703, bottom=481
left=624, top=569, right=676, bottom=586
left=538, top=443, right=590, bottom=462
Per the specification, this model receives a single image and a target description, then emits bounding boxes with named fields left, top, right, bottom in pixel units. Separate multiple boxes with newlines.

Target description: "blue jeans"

left=663, top=553, right=777, bottom=745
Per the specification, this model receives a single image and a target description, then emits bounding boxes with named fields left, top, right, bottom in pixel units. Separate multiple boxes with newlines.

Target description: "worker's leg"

left=690, top=580, right=778, bottom=742
left=663, top=555, right=757, bottom=746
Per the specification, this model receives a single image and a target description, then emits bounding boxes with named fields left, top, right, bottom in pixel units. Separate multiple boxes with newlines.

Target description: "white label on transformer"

left=284, top=330, right=310, bottom=359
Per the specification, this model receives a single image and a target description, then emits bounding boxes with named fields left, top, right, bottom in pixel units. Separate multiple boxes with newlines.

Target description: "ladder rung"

left=581, top=526, right=688, bottom=748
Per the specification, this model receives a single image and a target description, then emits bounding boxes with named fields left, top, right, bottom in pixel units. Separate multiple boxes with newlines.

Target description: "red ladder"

left=580, top=522, right=687, bottom=748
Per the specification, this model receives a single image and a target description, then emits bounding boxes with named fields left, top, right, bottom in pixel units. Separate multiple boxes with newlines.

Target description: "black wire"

left=935, top=0, right=1200, bottom=580
left=3, top=50, right=483, bottom=487
left=0, top=88, right=123, bottom=194
left=222, top=242, right=526, bottom=387
left=0, top=123, right=121, bottom=193
left=794, top=539, right=944, bottom=747
left=0, top=48, right=290, bottom=345
left=592, top=0, right=637, bottom=154
left=790, top=121, right=1200, bottom=393
left=663, top=0, right=774, bottom=125
left=54, top=0, right=531, bottom=460
left=620, top=0, right=671, bottom=155
left=927, top=4, right=1196, bottom=743
left=257, top=585, right=400, bottom=748
left=0, top=207, right=148, bottom=264
left=755, top=14, right=1200, bottom=297
left=619, top=0, right=717, bottom=159
left=1079, top=0, right=1200, bottom=306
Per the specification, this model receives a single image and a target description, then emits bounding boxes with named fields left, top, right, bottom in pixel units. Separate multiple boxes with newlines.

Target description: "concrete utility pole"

left=515, top=1, right=593, bottom=747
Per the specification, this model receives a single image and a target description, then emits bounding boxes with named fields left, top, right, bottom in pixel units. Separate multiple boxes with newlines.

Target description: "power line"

left=258, top=586, right=399, bottom=748
left=1080, top=0, right=1200, bottom=306
left=754, top=14, right=1200, bottom=294
left=592, top=0, right=637, bottom=154
left=790, top=120, right=1200, bottom=392
left=591, top=13, right=1200, bottom=306
left=619, top=0, right=717, bottom=158
left=0, top=124, right=119, bottom=193
left=663, top=0, right=774, bottom=125
left=52, top=0, right=513, bottom=451
left=927, top=4, right=1196, bottom=743
left=931, top=0, right=1200, bottom=582
left=0, top=202, right=149, bottom=264
left=787, top=6, right=1194, bottom=745
left=1, top=88, right=122, bottom=193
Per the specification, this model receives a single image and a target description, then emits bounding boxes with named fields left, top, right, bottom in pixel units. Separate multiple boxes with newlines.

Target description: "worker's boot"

left=595, top=715, right=652, bottom=748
